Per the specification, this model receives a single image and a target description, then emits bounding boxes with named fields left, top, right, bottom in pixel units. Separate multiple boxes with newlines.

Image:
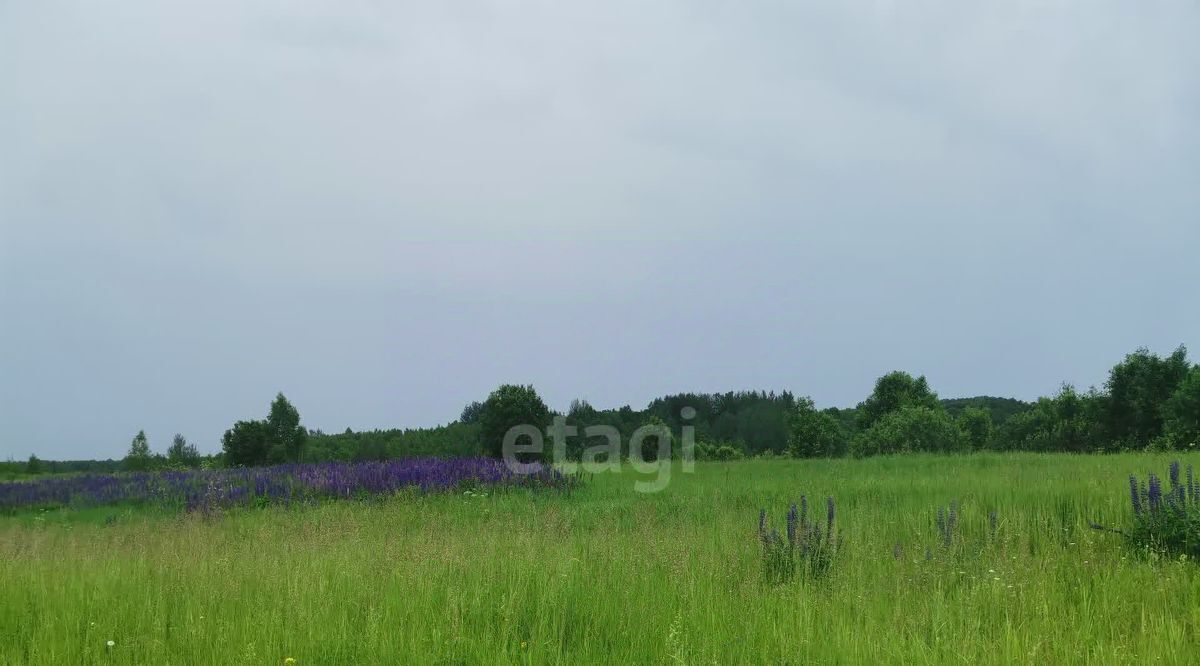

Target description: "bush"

left=852, top=406, right=966, bottom=457
left=787, top=397, right=847, bottom=457
left=695, top=441, right=744, bottom=461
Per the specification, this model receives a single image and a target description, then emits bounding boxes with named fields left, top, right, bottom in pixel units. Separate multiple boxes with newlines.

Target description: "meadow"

left=3, top=453, right=1199, bottom=665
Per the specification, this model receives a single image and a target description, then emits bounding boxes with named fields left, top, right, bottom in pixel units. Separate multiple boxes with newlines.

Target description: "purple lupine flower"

left=1129, top=476, right=1142, bottom=516
left=948, top=500, right=959, bottom=535
left=1148, top=473, right=1162, bottom=512
left=0, top=458, right=573, bottom=512
left=1169, top=461, right=1180, bottom=490
left=759, top=508, right=768, bottom=544
left=787, top=503, right=798, bottom=547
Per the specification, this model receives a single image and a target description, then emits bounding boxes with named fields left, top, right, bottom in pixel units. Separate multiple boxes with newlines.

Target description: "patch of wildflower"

left=1093, top=461, right=1200, bottom=558
left=758, top=494, right=840, bottom=584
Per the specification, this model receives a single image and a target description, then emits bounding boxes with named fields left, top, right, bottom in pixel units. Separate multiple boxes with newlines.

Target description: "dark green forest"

left=5, top=345, right=1198, bottom=475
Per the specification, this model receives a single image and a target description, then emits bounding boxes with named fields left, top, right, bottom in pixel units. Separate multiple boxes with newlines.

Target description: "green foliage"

left=852, top=406, right=966, bottom=457
left=221, top=420, right=271, bottom=468
left=25, top=455, right=44, bottom=475
left=644, top=391, right=796, bottom=455
left=123, top=430, right=153, bottom=472
left=1165, top=367, right=1200, bottom=449
left=787, top=397, right=846, bottom=457
left=458, top=401, right=485, bottom=424
left=956, top=407, right=994, bottom=450
left=266, top=393, right=307, bottom=463
left=694, top=442, right=744, bottom=461
left=17, top=345, right=1198, bottom=469
left=306, top=422, right=482, bottom=461
left=856, top=371, right=940, bottom=430
left=1128, top=510, right=1200, bottom=558
left=996, top=385, right=1106, bottom=452
left=1104, top=346, right=1191, bottom=449
left=2, top=459, right=122, bottom=477
left=941, top=396, right=1032, bottom=425
left=221, top=394, right=308, bottom=467
left=479, top=384, right=550, bottom=459
left=166, top=434, right=201, bottom=469
left=632, top=415, right=674, bottom=461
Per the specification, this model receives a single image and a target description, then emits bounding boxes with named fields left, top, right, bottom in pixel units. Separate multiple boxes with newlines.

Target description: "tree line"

left=312, top=344, right=1197, bottom=462
left=6, top=344, right=1197, bottom=474
left=789, top=345, right=1198, bottom=457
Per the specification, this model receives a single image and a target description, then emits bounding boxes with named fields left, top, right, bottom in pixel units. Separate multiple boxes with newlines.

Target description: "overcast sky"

left=2, top=1, right=1198, bottom=460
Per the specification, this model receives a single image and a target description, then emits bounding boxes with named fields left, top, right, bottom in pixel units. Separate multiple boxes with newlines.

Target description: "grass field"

left=3, top=453, right=1199, bottom=665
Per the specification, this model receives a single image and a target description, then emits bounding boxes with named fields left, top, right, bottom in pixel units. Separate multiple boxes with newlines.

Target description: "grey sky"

left=2, top=1, right=1198, bottom=459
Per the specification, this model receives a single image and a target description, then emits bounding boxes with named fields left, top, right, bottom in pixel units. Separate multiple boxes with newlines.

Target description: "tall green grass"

left=2, top=453, right=1198, bottom=664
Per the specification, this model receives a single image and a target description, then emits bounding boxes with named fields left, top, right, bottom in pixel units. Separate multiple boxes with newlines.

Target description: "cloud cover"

left=2, top=0, right=1198, bottom=458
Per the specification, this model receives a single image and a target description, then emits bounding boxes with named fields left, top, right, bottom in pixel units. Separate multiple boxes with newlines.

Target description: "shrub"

left=787, top=397, right=847, bottom=457
left=695, top=441, right=744, bottom=461
left=852, top=406, right=966, bottom=457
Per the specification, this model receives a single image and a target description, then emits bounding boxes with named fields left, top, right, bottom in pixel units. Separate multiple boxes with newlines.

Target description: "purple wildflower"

left=1148, top=473, right=1162, bottom=512
left=0, top=458, right=572, bottom=512
left=1129, top=476, right=1142, bottom=516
